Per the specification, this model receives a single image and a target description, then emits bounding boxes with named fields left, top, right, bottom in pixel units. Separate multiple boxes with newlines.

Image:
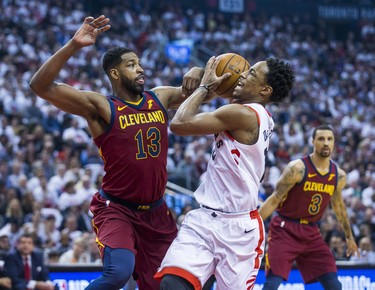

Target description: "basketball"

left=215, top=53, right=250, bottom=98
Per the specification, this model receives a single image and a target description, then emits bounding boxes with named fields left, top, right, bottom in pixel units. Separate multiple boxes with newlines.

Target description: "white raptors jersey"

left=194, top=103, right=274, bottom=213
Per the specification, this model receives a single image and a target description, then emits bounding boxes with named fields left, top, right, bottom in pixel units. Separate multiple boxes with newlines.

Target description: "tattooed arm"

left=331, top=167, right=360, bottom=257
left=259, top=159, right=305, bottom=220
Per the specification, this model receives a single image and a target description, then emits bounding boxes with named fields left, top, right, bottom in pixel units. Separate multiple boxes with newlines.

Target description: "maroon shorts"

left=90, top=192, right=178, bottom=289
left=265, top=215, right=337, bottom=284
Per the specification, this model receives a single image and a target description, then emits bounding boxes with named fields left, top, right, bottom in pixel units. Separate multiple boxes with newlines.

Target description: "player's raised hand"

left=200, top=56, right=231, bottom=92
left=72, top=15, right=111, bottom=48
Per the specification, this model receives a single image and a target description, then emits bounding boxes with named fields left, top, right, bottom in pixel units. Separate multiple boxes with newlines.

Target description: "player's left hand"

left=200, top=56, right=232, bottom=92
left=182, top=67, right=204, bottom=97
left=346, top=237, right=360, bottom=257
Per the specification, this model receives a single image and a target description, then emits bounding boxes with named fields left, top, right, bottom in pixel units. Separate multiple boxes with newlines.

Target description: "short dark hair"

left=266, top=57, right=295, bottom=102
left=102, top=47, right=135, bottom=75
left=312, top=125, right=334, bottom=139
left=19, top=233, right=34, bottom=242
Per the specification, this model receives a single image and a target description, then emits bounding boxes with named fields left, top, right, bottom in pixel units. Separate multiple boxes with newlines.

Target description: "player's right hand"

left=71, top=15, right=111, bottom=48
left=182, top=67, right=204, bottom=97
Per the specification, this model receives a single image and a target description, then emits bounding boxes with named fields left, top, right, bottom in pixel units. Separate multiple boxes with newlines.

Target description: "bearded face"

left=312, top=129, right=334, bottom=158
left=120, top=74, right=144, bottom=95
left=318, top=146, right=331, bottom=158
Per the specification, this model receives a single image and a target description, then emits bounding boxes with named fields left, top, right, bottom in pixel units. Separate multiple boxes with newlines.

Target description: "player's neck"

left=310, top=154, right=330, bottom=173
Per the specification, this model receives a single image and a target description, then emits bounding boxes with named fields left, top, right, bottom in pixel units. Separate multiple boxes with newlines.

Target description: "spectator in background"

left=37, top=215, right=61, bottom=252
left=54, top=231, right=71, bottom=258
left=32, top=176, right=56, bottom=208
left=259, top=182, right=274, bottom=204
left=169, top=152, right=197, bottom=190
left=6, top=161, right=25, bottom=189
left=64, top=156, right=85, bottom=184
left=76, top=200, right=93, bottom=233
left=0, top=218, right=23, bottom=251
left=47, top=163, right=67, bottom=199
left=80, top=144, right=103, bottom=167
left=87, top=233, right=101, bottom=264
left=57, top=181, right=84, bottom=213
left=362, top=207, right=375, bottom=243
left=25, top=163, right=45, bottom=194
left=0, top=235, right=10, bottom=258
left=58, top=236, right=90, bottom=264
left=62, top=118, right=91, bottom=150
left=329, top=233, right=348, bottom=261
left=75, top=174, right=98, bottom=202
left=0, top=118, right=16, bottom=150
left=350, top=236, right=375, bottom=264
left=4, top=198, right=24, bottom=226
left=362, top=177, right=375, bottom=207
left=24, top=96, right=44, bottom=127
left=59, top=214, right=82, bottom=242
left=4, top=234, right=57, bottom=290
left=42, top=107, right=63, bottom=141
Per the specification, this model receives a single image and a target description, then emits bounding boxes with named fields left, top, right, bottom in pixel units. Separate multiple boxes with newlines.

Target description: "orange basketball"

left=215, top=53, right=250, bottom=99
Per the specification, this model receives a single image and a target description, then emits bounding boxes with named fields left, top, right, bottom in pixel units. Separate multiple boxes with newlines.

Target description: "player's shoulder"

left=283, top=159, right=305, bottom=182
left=329, top=159, right=346, bottom=178
left=336, top=166, right=347, bottom=180
left=83, top=91, right=109, bottom=107
left=288, top=158, right=305, bottom=170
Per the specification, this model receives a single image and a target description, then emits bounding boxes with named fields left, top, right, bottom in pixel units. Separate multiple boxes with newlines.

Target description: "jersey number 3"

left=135, top=127, right=161, bottom=159
left=308, top=193, right=322, bottom=215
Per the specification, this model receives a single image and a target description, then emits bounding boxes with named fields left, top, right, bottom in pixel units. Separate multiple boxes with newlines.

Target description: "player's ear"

left=110, top=68, right=119, bottom=80
left=260, top=85, right=272, bottom=97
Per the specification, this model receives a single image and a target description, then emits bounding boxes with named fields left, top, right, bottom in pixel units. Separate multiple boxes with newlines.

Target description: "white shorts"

left=155, top=206, right=265, bottom=290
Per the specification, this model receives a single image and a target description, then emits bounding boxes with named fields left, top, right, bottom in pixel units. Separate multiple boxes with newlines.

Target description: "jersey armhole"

left=93, top=96, right=115, bottom=142
left=331, top=161, right=339, bottom=189
left=144, top=90, right=169, bottom=118
left=243, top=104, right=260, bottom=126
left=298, top=158, right=308, bottom=185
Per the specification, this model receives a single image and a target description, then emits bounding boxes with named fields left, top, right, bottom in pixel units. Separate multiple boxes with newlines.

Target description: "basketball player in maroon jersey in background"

left=29, top=15, right=204, bottom=290
left=259, top=125, right=360, bottom=290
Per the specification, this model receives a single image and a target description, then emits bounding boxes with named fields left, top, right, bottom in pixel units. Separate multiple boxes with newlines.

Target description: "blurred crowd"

left=0, top=0, right=374, bottom=271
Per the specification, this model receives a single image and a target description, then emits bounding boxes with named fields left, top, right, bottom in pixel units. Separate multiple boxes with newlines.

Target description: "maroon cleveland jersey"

left=94, top=91, right=168, bottom=204
left=277, top=156, right=338, bottom=223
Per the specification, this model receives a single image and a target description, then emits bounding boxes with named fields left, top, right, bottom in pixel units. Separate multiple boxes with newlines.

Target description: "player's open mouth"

left=136, top=76, right=145, bottom=84
left=233, top=85, right=241, bottom=96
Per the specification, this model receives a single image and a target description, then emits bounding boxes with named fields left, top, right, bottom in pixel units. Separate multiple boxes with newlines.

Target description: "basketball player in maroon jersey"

left=29, top=15, right=203, bottom=290
left=259, top=125, right=359, bottom=290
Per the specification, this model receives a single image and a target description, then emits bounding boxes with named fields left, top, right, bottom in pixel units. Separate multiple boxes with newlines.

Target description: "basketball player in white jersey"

left=155, top=56, right=295, bottom=290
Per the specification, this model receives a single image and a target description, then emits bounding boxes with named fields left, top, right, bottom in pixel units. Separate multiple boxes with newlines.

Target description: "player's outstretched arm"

left=152, top=67, right=204, bottom=110
left=259, top=160, right=304, bottom=220
left=331, top=168, right=360, bottom=258
left=29, top=15, right=110, bottom=117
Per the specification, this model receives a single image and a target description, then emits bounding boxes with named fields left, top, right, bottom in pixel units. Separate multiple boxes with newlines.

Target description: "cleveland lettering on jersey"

left=118, top=110, right=165, bottom=129
left=303, top=181, right=335, bottom=196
